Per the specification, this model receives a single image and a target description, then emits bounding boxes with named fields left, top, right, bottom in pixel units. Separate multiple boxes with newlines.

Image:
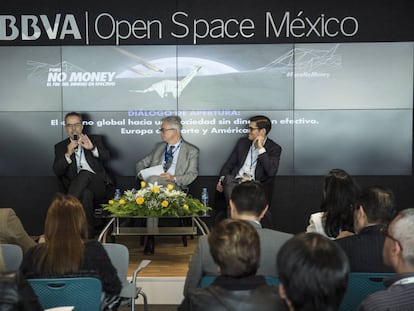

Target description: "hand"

left=66, top=139, right=79, bottom=155
left=216, top=182, right=224, bottom=192
left=254, top=135, right=265, bottom=149
left=336, top=230, right=355, bottom=239
left=160, top=172, right=174, bottom=182
left=79, top=134, right=94, bottom=150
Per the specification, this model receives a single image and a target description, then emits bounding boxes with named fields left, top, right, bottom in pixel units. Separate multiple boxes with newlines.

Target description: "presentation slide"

left=0, top=42, right=412, bottom=176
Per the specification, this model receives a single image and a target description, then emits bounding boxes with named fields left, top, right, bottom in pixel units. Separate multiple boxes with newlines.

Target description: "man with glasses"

left=136, top=115, right=199, bottom=254
left=53, top=112, right=114, bottom=238
left=358, top=208, right=414, bottom=310
left=216, top=115, right=282, bottom=213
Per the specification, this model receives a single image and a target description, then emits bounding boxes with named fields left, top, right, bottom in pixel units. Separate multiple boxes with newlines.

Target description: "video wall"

left=0, top=42, right=412, bottom=176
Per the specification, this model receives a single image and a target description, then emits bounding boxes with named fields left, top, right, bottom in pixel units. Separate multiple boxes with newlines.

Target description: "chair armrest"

left=131, top=260, right=151, bottom=282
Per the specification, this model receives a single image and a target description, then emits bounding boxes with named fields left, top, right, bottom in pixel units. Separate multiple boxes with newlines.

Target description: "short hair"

left=356, top=186, right=395, bottom=224
left=161, top=115, right=182, bottom=132
left=230, top=181, right=268, bottom=217
left=277, top=233, right=349, bottom=311
left=249, top=115, right=271, bottom=134
left=208, top=219, right=260, bottom=277
left=390, top=208, right=414, bottom=266
left=64, top=111, right=82, bottom=123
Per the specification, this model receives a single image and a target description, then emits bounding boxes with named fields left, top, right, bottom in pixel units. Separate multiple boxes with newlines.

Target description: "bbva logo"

left=0, top=14, right=82, bottom=40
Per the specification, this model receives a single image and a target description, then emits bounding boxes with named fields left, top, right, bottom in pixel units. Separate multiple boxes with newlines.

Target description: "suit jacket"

left=183, top=220, right=292, bottom=297
left=53, top=134, right=113, bottom=190
left=0, top=208, right=36, bottom=253
left=335, top=224, right=393, bottom=272
left=136, top=140, right=199, bottom=187
left=220, top=137, right=282, bottom=182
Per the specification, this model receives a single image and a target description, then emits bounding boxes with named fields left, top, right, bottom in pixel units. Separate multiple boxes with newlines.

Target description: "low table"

left=97, top=215, right=209, bottom=243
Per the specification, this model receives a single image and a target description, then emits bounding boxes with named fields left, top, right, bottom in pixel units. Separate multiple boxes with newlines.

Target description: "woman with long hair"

left=307, top=168, right=361, bottom=238
left=20, top=193, right=121, bottom=300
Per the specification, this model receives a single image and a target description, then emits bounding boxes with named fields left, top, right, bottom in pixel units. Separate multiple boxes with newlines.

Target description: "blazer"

left=53, top=134, right=113, bottom=190
left=219, top=137, right=282, bottom=183
left=0, top=208, right=36, bottom=253
left=136, top=140, right=199, bottom=187
left=335, top=224, right=393, bottom=272
left=183, top=220, right=292, bottom=297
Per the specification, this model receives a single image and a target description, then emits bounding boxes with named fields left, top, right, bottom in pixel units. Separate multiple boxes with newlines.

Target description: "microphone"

left=73, top=132, right=79, bottom=151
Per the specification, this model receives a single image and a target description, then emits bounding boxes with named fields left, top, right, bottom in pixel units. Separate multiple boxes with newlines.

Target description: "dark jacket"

left=179, top=275, right=287, bottom=311
left=336, top=224, right=393, bottom=272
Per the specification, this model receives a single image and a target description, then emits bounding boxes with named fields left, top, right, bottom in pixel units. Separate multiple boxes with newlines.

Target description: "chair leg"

left=138, top=292, right=148, bottom=311
left=182, top=235, right=188, bottom=247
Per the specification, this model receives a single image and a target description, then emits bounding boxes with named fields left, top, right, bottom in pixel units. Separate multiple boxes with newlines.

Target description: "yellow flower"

left=161, top=200, right=169, bottom=207
left=140, top=181, right=146, bottom=189
left=136, top=197, right=144, bottom=205
left=119, top=199, right=126, bottom=205
left=108, top=199, right=114, bottom=205
left=167, top=184, right=174, bottom=191
left=152, top=186, right=160, bottom=193
left=183, top=204, right=189, bottom=210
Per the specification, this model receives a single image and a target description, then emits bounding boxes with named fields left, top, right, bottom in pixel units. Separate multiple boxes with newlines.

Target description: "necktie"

left=163, top=145, right=175, bottom=172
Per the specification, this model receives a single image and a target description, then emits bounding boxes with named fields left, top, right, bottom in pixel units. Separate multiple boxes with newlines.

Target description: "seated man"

left=277, top=232, right=350, bottom=311
left=0, top=208, right=36, bottom=253
left=216, top=115, right=282, bottom=204
left=336, top=185, right=395, bottom=272
left=53, top=112, right=114, bottom=238
left=358, top=208, right=414, bottom=310
left=136, top=115, right=199, bottom=254
left=183, top=181, right=292, bottom=297
left=179, top=219, right=284, bottom=310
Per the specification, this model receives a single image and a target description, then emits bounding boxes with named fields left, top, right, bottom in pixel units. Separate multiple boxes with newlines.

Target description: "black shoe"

left=144, top=236, right=155, bottom=255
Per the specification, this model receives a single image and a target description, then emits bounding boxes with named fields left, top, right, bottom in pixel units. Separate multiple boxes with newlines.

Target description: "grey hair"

left=391, top=208, right=414, bottom=266
left=161, top=116, right=182, bottom=133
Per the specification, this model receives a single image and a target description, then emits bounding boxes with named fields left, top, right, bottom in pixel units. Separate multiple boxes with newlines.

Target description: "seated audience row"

left=183, top=181, right=292, bottom=297
left=181, top=218, right=350, bottom=310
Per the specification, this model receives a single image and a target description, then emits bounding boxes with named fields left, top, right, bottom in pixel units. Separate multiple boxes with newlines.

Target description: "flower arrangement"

left=102, top=181, right=210, bottom=217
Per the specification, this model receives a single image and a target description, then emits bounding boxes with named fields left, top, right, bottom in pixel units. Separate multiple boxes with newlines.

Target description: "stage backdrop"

left=0, top=0, right=413, bottom=234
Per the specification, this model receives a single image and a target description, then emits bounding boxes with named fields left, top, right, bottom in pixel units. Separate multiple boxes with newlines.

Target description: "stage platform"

left=113, top=235, right=198, bottom=305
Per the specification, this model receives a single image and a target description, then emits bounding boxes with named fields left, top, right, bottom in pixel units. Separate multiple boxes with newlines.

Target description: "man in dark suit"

left=336, top=185, right=395, bottom=272
left=53, top=112, right=114, bottom=238
left=183, top=181, right=292, bottom=297
left=216, top=115, right=282, bottom=204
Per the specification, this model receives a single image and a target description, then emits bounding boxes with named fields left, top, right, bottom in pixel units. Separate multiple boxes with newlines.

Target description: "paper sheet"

left=139, top=165, right=164, bottom=180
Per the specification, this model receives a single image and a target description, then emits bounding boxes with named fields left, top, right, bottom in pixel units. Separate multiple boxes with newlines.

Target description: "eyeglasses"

left=159, top=128, right=175, bottom=133
left=381, top=226, right=403, bottom=250
left=65, top=123, right=82, bottom=129
left=248, top=127, right=259, bottom=131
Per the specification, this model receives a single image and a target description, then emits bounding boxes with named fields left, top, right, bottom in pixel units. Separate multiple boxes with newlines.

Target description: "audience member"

left=20, top=193, right=121, bottom=306
left=277, top=232, right=350, bottom=311
left=136, top=115, right=199, bottom=254
left=306, top=168, right=360, bottom=238
left=0, top=244, right=42, bottom=310
left=0, top=208, right=36, bottom=253
left=336, top=186, right=395, bottom=272
left=358, top=208, right=414, bottom=310
left=53, top=111, right=114, bottom=238
left=216, top=115, right=282, bottom=204
left=179, top=219, right=284, bottom=311
left=183, top=181, right=292, bottom=297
